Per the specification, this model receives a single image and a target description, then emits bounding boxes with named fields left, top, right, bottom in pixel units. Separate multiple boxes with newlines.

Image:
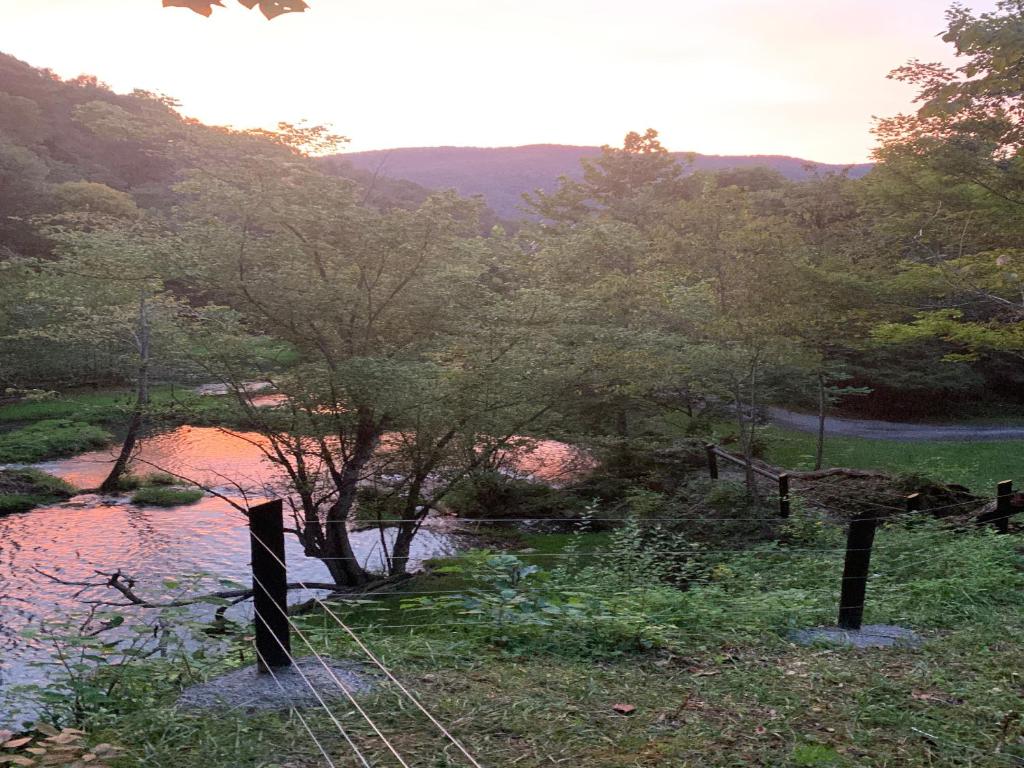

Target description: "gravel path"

left=768, top=407, right=1024, bottom=442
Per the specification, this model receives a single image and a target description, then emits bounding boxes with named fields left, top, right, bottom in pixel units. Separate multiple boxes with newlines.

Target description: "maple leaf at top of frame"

left=162, top=0, right=309, bottom=20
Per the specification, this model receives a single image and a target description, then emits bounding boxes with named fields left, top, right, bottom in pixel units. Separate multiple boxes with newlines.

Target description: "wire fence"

left=233, top=479, right=1023, bottom=767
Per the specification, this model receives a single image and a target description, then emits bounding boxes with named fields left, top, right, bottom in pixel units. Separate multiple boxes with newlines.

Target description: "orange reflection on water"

left=38, top=426, right=590, bottom=493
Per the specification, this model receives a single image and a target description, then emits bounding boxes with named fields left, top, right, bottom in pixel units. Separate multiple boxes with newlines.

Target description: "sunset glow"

left=0, top=0, right=997, bottom=162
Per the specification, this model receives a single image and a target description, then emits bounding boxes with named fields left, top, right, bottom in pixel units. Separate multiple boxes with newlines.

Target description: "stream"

left=0, top=425, right=586, bottom=726
left=0, top=426, right=457, bottom=727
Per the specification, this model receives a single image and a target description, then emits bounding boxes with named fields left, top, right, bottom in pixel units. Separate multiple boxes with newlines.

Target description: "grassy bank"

left=0, top=419, right=112, bottom=463
left=0, top=387, right=267, bottom=466
left=762, top=425, right=1024, bottom=493
left=661, top=412, right=1024, bottom=493
left=0, top=386, right=251, bottom=428
left=0, top=468, right=77, bottom=513
left=16, top=522, right=1021, bottom=767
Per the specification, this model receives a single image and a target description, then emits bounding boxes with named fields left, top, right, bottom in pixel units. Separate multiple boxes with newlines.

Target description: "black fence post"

left=778, top=473, right=790, bottom=518
left=995, top=480, right=1013, bottom=534
left=705, top=444, right=718, bottom=480
left=249, top=499, right=291, bottom=671
left=837, top=511, right=878, bottom=631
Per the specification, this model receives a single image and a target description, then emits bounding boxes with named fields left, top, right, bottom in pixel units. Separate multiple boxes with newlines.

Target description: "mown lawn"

left=762, top=425, right=1024, bottom=494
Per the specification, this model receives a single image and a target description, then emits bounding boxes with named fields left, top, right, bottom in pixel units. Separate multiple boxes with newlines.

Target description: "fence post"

left=837, top=511, right=878, bottom=631
left=249, top=499, right=291, bottom=671
left=778, top=473, right=790, bottom=518
left=906, top=492, right=921, bottom=514
left=705, top=444, right=718, bottom=480
left=995, top=480, right=1013, bottom=534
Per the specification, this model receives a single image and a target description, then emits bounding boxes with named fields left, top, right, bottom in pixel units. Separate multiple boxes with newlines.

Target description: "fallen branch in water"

left=35, top=567, right=416, bottom=613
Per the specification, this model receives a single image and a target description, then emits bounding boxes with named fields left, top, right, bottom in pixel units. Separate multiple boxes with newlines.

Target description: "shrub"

left=143, top=472, right=178, bottom=486
left=444, top=470, right=583, bottom=522
left=131, top=487, right=203, bottom=507
left=0, top=419, right=111, bottom=463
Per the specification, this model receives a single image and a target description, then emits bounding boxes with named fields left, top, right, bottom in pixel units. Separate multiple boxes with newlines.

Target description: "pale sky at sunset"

left=0, top=0, right=998, bottom=163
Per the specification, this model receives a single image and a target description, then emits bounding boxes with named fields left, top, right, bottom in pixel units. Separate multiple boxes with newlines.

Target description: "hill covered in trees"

left=330, top=145, right=873, bottom=219
left=0, top=51, right=443, bottom=261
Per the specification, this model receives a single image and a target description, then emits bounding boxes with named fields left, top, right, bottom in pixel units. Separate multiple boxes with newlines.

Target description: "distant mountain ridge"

left=330, top=144, right=873, bottom=219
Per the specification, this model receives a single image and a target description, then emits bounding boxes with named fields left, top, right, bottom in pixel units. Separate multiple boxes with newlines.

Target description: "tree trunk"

left=814, top=372, right=827, bottom=471
left=100, top=291, right=150, bottom=493
left=388, top=476, right=428, bottom=576
left=315, top=412, right=382, bottom=587
left=733, top=378, right=757, bottom=499
left=390, top=522, right=416, bottom=577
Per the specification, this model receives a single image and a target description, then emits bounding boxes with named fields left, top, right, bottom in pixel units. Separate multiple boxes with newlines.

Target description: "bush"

left=444, top=471, right=583, bottom=522
left=0, top=420, right=111, bottom=463
left=131, top=487, right=203, bottom=507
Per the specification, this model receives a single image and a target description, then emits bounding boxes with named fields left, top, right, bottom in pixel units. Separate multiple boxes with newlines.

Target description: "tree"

left=174, top=141, right=566, bottom=584
left=10, top=190, right=188, bottom=492
left=871, top=1, right=1024, bottom=367
left=526, top=128, right=689, bottom=230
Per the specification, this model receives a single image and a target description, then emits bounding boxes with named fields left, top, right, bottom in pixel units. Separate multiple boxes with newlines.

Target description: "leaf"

left=255, top=0, right=309, bottom=19
left=1, top=738, right=32, bottom=749
left=177, top=0, right=309, bottom=18
left=612, top=703, right=636, bottom=715
left=162, top=0, right=224, bottom=16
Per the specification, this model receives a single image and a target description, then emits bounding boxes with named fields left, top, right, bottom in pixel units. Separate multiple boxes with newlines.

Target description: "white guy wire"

left=252, top=609, right=374, bottom=768
left=252, top=644, right=339, bottom=768
left=251, top=569, right=412, bottom=768
left=250, top=533, right=485, bottom=768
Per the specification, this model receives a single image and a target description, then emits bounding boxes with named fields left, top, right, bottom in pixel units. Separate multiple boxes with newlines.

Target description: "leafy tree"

left=174, top=140, right=565, bottom=584
left=24, top=217, right=186, bottom=492
left=871, top=1, right=1024, bottom=367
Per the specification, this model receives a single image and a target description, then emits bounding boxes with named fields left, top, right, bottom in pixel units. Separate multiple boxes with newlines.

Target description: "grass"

left=130, top=486, right=204, bottom=507
left=0, top=419, right=112, bottom=463
left=0, top=468, right=77, bottom=513
left=25, top=522, right=1021, bottom=768
left=762, top=425, right=1024, bottom=493
left=661, top=412, right=1024, bottom=493
left=0, top=386, right=236, bottom=425
left=116, top=472, right=179, bottom=491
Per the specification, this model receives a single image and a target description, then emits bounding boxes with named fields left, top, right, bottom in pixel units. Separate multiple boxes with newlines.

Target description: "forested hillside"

left=1, top=38, right=1023, bottom=421
left=331, top=144, right=873, bottom=219
left=0, top=52, right=442, bottom=262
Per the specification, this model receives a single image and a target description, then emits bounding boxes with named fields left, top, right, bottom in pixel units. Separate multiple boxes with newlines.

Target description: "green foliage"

left=11, top=522, right=1023, bottom=767
left=130, top=486, right=204, bottom=507
left=0, top=419, right=111, bottom=463
left=444, top=470, right=582, bottom=521
left=53, top=181, right=140, bottom=218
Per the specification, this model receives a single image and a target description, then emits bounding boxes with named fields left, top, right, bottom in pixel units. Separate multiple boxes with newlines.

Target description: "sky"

left=0, top=0, right=999, bottom=163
